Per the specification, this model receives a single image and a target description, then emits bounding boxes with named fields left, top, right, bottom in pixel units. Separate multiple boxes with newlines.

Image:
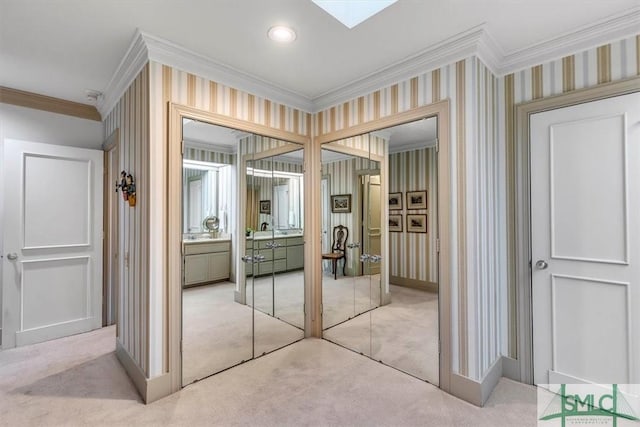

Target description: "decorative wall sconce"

left=116, top=170, right=136, bottom=207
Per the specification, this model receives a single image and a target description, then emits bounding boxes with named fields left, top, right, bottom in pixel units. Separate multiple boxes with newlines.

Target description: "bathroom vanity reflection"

left=181, top=118, right=305, bottom=386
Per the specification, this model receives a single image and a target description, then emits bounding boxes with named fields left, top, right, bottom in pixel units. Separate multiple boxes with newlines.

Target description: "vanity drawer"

left=286, top=236, right=304, bottom=246
left=256, top=247, right=286, bottom=261
left=258, top=259, right=287, bottom=275
left=257, top=238, right=286, bottom=250
left=184, top=241, right=230, bottom=255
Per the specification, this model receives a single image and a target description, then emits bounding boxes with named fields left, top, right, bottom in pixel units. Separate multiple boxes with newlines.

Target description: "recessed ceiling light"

left=311, top=0, right=398, bottom=29
left=268, top=26, right=297, bottom=43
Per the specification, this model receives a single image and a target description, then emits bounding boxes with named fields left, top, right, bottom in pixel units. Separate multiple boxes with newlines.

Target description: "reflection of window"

left=188, top=178, right=202, bottom=232
left=183, top=160, right=225, bottom=233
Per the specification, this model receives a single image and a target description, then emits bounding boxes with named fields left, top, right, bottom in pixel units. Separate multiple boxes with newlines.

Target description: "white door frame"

left=514, top=76, right=640, bottom=384
left=102, top=130, right=119, bottom=328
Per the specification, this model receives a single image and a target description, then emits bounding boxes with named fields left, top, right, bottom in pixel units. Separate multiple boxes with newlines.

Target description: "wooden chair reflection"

left=321, top=225, right=348, bottom=280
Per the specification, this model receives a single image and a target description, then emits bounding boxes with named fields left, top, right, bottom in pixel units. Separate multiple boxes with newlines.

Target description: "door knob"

left=535, top=260, right=548, bottom=270
left=6, top=253, right=18, bottom=261
left=241, top=256, right=253, bottom=263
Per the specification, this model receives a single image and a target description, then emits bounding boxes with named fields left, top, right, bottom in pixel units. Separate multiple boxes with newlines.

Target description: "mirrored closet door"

left=181, top=119, right=304, bottom=386
left=321, top=117, right=440, bottom=386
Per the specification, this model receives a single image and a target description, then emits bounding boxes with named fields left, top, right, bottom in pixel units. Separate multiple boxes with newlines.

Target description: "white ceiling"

left=0, top=0, right=637, bottom=107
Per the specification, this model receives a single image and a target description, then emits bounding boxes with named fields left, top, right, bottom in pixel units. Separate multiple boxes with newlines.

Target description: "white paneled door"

left=531, top=92, right=639, bottom=386
left=2, top=140, right=103, bottom=348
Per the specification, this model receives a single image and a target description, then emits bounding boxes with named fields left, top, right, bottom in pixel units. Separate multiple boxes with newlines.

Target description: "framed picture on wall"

left=406, top=190, right=427, bottom=210
left=388, top=192, right=402, bottom=210
left=331, top=194, right=351, bottom=213
left=259, top=200, right=271, bottom=214
left=388, top=214, right=403, bottom=232
left=407, top=214, right=427, bottom=233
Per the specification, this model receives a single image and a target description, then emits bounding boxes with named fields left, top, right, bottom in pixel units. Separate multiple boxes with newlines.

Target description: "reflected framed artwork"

left=407, top=214, right=427, bottom=233
left=388, top=192, right=402, bottom=210
left=389, top=214, right=403, bottom=232
left=406, top=190, right=427, bottom=210
left=259, top=200, right=271, bottom=214
left=331, top=194, right=351, bottom=213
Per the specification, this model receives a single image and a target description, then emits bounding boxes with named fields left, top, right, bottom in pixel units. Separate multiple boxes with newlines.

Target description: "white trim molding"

left=100, top=7, right=639, bottom=116
left=499, top=7, right=640, bottom=75
left=97, top=29, right=149, bottom=118
left=115, top=340, right=171, bottom=404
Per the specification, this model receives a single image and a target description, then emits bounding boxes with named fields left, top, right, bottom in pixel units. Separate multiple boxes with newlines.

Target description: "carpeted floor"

left=0, top=326, right=539, bottom=426
left=182, top=282, right=303, bottom=385
left=324, top=284, right=439, bottom=384
left=322, top=272, right=381, bottom=329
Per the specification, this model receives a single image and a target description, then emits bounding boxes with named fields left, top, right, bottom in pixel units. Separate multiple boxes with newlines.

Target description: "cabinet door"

left=184, top=254, right=210, bottom=285
left=286, top=246, right=304, bottom=270
left=209, top=252, right=230, bottom=281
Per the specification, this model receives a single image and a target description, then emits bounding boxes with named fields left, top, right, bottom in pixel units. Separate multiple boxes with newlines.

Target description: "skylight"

left=311, top=0, right=398, bottom=29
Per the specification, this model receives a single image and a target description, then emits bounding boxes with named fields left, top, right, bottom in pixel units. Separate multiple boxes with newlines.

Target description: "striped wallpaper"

left=103, top=65, right=150, bottom=376
left=184, top=146, right=235, bottom=165
left=388, top=147, right=437, bottom=284
left=239, top=134, right=299, bottom=156
left=499, top=34, right=640, bottom=360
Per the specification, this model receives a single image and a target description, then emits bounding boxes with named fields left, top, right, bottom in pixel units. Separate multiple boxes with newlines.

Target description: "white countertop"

left=248, top=232, right=303, bottom=241
left=183, top=237, right=231, bottom=244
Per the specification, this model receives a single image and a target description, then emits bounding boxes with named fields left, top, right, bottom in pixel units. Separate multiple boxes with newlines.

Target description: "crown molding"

left=0, top=86, right=101, bottom=121
left=97, top=29, right=148, bottom=118
left=498, top=7, right=640, bottom=75
left=141, top=32, right=314, bottom=113
left=312, top=25, right=489, bottom=112
left=101, top=8, right=639, bottom=118
left=183, top=138, right=237, bottom=154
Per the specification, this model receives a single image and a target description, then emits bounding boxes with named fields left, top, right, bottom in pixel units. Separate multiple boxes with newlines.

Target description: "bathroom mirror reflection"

left=321, top=117, right=440, bottom=385
left=181, top=119, right=305, bottom=386
left=242, top=137, right=305, bottom=357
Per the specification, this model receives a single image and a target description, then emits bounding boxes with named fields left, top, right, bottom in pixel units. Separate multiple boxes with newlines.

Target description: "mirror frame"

left=316, top=101, right=452, bottom=393
left=167, top=103, right=311, bottom=394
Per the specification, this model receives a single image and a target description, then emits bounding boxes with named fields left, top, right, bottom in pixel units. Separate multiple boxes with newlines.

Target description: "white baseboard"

left=115, top=340, right=172, bottom=404
left=389, top=275, right=438, bottom=293
left=450, top=356, right=504, bottom=407
left=501, top=356, right=521, bottom=381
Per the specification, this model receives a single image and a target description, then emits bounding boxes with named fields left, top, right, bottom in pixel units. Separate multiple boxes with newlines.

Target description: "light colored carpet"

left=247, top=270, right=305, bottom=329
left=324, top=285, right=439, bottom=384
left=183, top=282, right=303, bottom=385
left=322, top=272, right=381, bottom=329
left=0, top=326, right=538, bottom=426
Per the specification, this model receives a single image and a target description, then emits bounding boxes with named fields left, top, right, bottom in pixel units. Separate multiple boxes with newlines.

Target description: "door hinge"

left=180, top=339, right=183, bottom=353
left=435, top=138, right=439, bottom=153
left=320, top=303, right=323, bottom=314
left=436, top=238, right=441, bottom=253
left=303, top=303, right=306, bottom=315
left=181, top=139, right=185, bottom=155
